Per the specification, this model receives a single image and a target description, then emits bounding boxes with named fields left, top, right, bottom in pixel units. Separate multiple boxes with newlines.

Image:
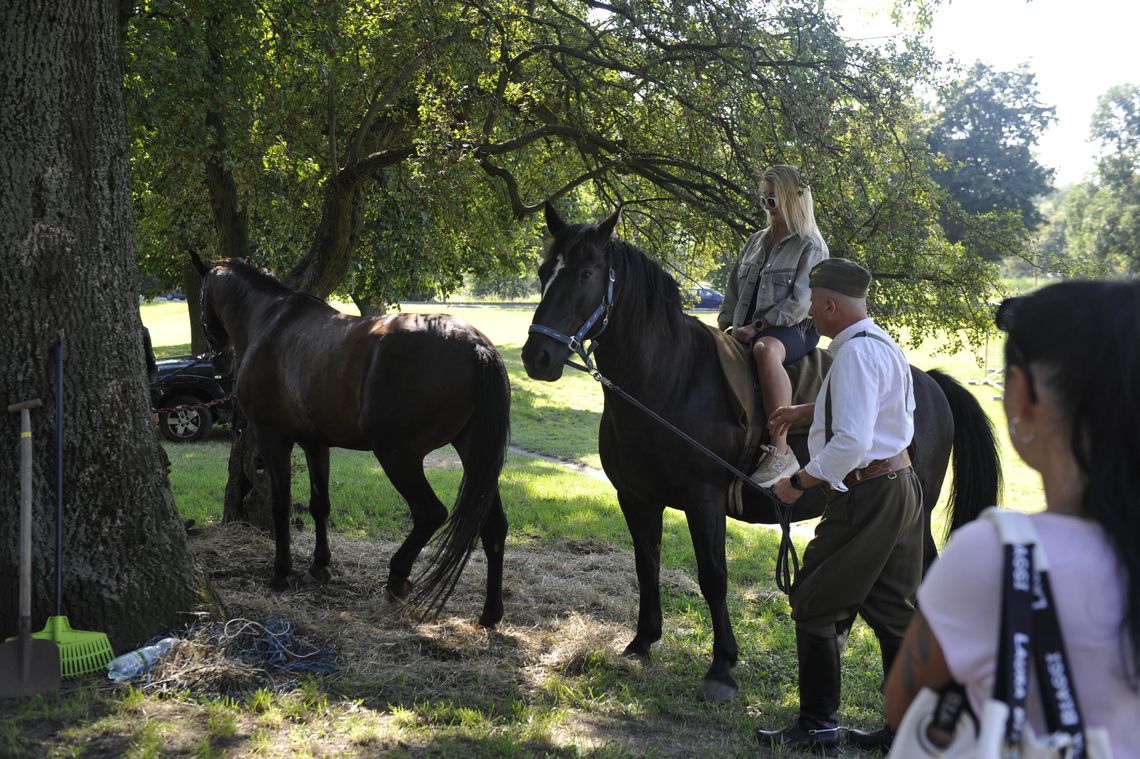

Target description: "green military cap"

left=809, top=258, right=871, bottom=298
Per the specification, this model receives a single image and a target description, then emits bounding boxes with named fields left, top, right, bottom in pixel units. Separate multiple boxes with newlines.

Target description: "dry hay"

left=182, top=522, right=702, bottom=706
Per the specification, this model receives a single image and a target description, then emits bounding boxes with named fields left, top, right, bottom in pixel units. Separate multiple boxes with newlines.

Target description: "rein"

left=531, top=270, right=800, bottom=595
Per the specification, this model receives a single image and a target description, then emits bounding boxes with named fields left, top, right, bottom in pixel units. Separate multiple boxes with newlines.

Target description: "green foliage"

left=921, top=62, right=1053, bottom=273
left=125, top=0, right=1007, bottom=341
left=1034, top=84, right=1140, bottom=274
left=926, top=61, right=1056, bottom=252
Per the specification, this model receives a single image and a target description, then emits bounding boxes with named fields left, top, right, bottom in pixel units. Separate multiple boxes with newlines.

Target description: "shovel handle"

left=9, top=400, right=40, bottom=624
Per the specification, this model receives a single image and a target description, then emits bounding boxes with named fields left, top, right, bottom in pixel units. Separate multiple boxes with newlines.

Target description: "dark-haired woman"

left=884, top=280, right=1140, bottom=756
left=717, top=165, right=828, bottom=486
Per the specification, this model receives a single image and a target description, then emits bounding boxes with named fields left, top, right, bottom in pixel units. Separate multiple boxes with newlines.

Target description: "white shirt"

left=920, top=513, right=1140, bottom=758
left=803, top=317, right=915, bottom=490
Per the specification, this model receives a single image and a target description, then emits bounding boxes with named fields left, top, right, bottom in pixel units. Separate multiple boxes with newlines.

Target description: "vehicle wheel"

left=158, top=395, right=214, bottom=443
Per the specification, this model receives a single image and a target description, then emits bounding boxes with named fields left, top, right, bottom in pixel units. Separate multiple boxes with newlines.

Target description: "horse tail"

left=927, top=369, right=1002, bottom=535
left=412, top=342, right=511, bottom=617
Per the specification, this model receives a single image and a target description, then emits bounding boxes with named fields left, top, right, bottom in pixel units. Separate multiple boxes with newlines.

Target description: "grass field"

left=0, top=299, right=1043, bottom=758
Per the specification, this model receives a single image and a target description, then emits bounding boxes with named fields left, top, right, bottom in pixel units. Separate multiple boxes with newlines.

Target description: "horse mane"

left=608, top=240, right=690, bottom=339
left=217, top=258, right=290, bottom=293
left=213, top=258, right=333, bottom=314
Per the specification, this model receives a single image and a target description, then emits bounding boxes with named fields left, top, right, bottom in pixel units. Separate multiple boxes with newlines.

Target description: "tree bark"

left=351, top=294, right=387, bottom=319
left=0, top=0, right=211, bottom=649
left=202, top=13, right=250, bottom=263
left=286, top=173, right=367, bottom=300
left=181, top=256, right=208, bottom=356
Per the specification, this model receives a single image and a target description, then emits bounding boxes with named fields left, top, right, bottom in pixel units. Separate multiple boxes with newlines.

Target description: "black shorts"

left=754, top=324, right=820, bottom=365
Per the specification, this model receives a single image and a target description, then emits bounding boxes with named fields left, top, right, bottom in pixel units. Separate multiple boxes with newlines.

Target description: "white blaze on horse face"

left=542, top=254, right=566, bottom=298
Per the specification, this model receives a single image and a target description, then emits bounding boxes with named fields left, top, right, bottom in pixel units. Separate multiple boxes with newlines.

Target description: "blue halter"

left=528, top=268, right=616, bottom=374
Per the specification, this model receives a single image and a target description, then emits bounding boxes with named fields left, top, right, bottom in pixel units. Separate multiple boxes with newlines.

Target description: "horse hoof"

left=621, top=643, right=651, bottom=664
left=269, top=574, right=299, bottom=591
left=697, top=678, right=737, bottom=702
left=303, top=566, right=332, bottom=585
left=386, top=578, right=414, bottom=602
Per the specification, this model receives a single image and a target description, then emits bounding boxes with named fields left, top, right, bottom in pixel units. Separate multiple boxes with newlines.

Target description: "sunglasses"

left=995, top=298, right=1038, bottom=403
left=760, top=195, right=778, bottom=210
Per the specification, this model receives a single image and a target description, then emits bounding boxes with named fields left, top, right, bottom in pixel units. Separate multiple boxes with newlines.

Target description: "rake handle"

left=55, top=337, right=64, bottom=616
left=8, top=400, right=41, bottom=627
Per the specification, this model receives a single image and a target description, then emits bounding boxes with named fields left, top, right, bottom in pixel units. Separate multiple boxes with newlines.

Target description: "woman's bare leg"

left=754, top=336, right=791, bottom=453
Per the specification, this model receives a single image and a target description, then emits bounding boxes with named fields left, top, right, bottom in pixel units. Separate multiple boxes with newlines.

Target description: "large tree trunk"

left=202, top=11, right=249, bottom=264
left=286, top=174, right=367, bottom=300
left=0, top=0, right=208, bottom=650
left=181, top=256, right=208, bottom=356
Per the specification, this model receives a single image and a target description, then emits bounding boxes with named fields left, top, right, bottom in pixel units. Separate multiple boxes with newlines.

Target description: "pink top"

left=919, top=512, right=1140, bottom=757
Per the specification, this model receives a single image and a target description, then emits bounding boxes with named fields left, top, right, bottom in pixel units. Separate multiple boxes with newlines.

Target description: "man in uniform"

left=755, top=258, right=921, bottom=755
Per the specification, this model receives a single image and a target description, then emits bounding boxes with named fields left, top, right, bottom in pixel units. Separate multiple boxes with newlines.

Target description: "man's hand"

left=768, top=403, right=814, bottom=438
left=771, top=476, right=802, bottom=504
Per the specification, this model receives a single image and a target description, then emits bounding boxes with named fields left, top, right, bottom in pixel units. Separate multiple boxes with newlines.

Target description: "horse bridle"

left=198, top=275, right=231, bottom=369
left=527, top=268, right=616, bottom=374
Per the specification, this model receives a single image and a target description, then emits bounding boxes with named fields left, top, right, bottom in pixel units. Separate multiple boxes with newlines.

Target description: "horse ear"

left=544, top=201, right=567, bottom=235
left=189, top=251, right=210, bottom=275
left=596, top=206, right=621, bottom=240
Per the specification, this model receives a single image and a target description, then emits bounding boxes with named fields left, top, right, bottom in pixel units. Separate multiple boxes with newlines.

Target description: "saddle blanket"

left=704, top=323, right=833, bottom=514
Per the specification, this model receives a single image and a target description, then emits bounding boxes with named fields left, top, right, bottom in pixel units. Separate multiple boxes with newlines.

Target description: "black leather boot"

left=845, top=726, right=895, bottom=753
left=846, top=635, right=901, bottom=753
left=756, top=629, right=841, bottom=756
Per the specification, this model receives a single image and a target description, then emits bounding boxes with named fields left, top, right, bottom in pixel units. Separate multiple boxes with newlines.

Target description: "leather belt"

left=841, top=450, right=911, bottom=489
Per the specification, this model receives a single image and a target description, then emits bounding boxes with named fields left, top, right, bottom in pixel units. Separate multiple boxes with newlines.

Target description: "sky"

left=839, top=0, right=1140, bottom=186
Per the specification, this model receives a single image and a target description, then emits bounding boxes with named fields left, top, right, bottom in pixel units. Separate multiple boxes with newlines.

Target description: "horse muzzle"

left=209, top=347, right=234, bottom=378
left=521, top=335, right=567, bottom=381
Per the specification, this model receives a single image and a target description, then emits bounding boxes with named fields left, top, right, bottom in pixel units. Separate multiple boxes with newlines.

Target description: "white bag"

left=892, top=687, right=1113, bottom=758
left=887, top=508, right=1114, bottom=759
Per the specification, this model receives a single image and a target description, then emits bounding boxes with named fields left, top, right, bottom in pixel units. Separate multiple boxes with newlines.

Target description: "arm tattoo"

left=901, top=615, right=935, bottom=699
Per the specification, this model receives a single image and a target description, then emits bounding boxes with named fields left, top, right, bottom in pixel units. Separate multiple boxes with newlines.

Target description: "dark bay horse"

left=521, top=206, right=1000, bottom=700
left=191, top=254, right=511, bottom=626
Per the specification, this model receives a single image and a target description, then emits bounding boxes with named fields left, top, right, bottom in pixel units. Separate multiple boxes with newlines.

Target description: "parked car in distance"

left=150, top=355, right=234, bottom=442
left=686, top=287, right=724, bottom=310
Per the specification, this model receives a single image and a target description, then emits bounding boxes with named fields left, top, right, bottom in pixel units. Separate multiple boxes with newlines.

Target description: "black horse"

left=521, top=206, right=1000, bottom=700
left=191, top=254, right=511, bottom=626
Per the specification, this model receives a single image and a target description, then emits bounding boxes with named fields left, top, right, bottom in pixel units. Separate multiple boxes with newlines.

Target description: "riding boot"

left=756, top=629, right=841, bottom=755
left=846, top=634, right=902, bottom=754
left=846, top=726, right=895, bottom=754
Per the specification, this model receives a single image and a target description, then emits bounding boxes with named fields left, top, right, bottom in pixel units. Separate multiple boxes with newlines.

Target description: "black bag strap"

left=993, top=537, right=1034, bottom=746
left=986, top=508, right=1091, bottom=757
left=931, top=682, right=974, bottom=737
left=1031, top=565, right=1090, bottom=754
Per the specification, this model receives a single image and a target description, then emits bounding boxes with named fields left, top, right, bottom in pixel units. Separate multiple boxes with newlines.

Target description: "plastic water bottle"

left=106, top=637, right=180, bottom=682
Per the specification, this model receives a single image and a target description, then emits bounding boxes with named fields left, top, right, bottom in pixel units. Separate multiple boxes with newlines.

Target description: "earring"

left=1008, top=416, right=1036, bottom=444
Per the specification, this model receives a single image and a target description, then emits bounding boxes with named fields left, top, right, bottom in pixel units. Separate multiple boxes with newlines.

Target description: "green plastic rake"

left=32, top=338, right=113, bottom=677
left=33, top=615, right=112, bottom=679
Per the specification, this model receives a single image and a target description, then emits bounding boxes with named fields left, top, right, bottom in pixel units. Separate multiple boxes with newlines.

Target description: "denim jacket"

left=717, top=228, right=829, bottom=332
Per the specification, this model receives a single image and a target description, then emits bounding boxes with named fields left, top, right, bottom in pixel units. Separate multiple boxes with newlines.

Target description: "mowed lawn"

left=0, top=299, right=1040, bottom=759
